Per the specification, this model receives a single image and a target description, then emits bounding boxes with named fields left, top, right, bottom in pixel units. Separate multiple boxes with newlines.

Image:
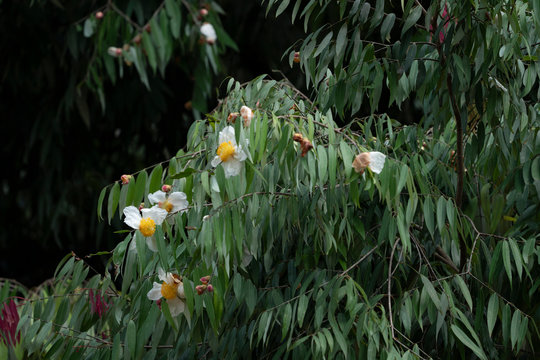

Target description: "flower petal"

left=148, top=190, right=167, bottom=205
left=146, top=236, right=158, bottom=252
left=168, top=192, right=188, bottom=213
left=219, top=126, right=236, bottom=145
left=210, top=176, right=220, bottom=192
left=222, top=158, right=243, bottom=178
left=234, top=145, right=247, bottom=162
left=211, top=155, right=222, bottom=168
left=142, top=206, right=168, bottom=225
left=177, top=283, right=186, bottom=299
left=123, top=206, right=142, bottom=230
left=368, top=152, right=386, bottom=174
left=147, top=282, right=162, bottom=301
left=158, top=268, right=167, bottom=282
left=167, top=297, right=185, bottom=317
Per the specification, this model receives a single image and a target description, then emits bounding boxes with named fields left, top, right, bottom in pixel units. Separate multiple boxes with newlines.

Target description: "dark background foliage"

left=0, top=0, right=307, bottom=287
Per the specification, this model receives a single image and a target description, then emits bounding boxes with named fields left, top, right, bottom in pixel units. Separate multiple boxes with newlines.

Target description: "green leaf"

left=421, top=275, right=441, bottom=310
left=454, top=276, right=473, bottom=312
left=142, top=32, right=157, bottom=73
left=451, top=325, right=487, bottom=360
left=317, top=145, right=328, bottom=185
left=487, top=293, right=499, bottom=337
left=402, top=6, right=422, bottom=35
left=423, top=198, right=435, bottom=236
left=281, top=303, right=292, bottom=340
left=133, top=171, right=148, bottom=205
left=502, top=241, right=512, bottom=286
left=148, top=164, right=163, bottom=193
left=126, top=319, right=136, bottom=358
left=275, top=0, right=290, bottom=17
left=298, top=294, right=309, bottom=327
left=510, top=310, right=521, bottom=349
left=97, top=186, right=108, bottom=220
left=314, top=32, right=333, bottom=57
left=335, top=24, right=348, bottom=59
left=107, top=182, right=120, bottom=224
left=170, top=167, right=197, bottom=179
left=380, top=13, right=396, bottom=41
left=436, top=197, right=446, bottom=234
left=508, top=238, right=523, bottom=280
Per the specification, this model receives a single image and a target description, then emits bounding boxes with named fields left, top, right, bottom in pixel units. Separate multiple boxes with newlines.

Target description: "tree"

left=2, top=0, right=540, bottom=358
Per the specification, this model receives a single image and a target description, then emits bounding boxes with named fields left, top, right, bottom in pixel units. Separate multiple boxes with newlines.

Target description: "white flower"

left=148, top=190, right=189, bottom=214
left=147, top=268, right=186, bottom=317
left=211, top=126, right=247, bottom=178
left=107, top=46, right=121, bottom=57
left=240, top=106, right=253, bottom=127
left=123, top=205, right=168, bottom=252
left=352, top=151, right=386, bottom=174
left=200, top=22, right=217, bottom=44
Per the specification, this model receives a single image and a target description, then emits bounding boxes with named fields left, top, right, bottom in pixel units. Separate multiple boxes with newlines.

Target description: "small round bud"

left=293, top=133, right=304, bottom=143
left=138, top=202, right=145, bottom=211
left=200, top=275, right=211, bottom=284
left=121, top=174, right=132, bottom=184
left=227, top=112, right=239, bottom=124
left=161, top=184, right=172, bottom=193
left=108, top=47, right=123, bottom=58
left=300, top=139, right=313, bottom=157
left=207, top=284, right=213, bottom=292
left=95, top=11, right=104, bottom=20
left=199, top=8, right=208, bottom=16
left=184, top=101, right=192, bottom=110
left=133, top=34, right=142, bottom=45
left=293, top=52, right=300, bottom=63
left=203, top=215, right=211, bottom=221
left=144, top=24, right=151, bottom=33
left=196, top=285, right=206, bottom=295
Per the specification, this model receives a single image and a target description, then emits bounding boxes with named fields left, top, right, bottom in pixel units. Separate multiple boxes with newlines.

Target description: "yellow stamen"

left=161, top=281, right=178, bottom=300
left=217, top=141, right=235, bottom=162
left=139, top=218, right=156, bottom=237
left=160, top=200, right=174, bottom=213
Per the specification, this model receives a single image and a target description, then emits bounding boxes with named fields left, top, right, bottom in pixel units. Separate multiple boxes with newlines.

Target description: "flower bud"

left=240, top=106, right=253, bottom=127
left=95, top=11, right=104, bottom=20
left=200, top=275, right=211, bottom=284
left=108, top=47, right=123, bottom=58
left=196, top=284, right=206, bottom=295
left=227, top=112, right=239, bottom=124
left=138, top=202, right=145, bottom=211
left=133, top=34, right=142, bottom=45
left=203, top=215, right=210, bottom=221
left=121, top=174, right=132, bottom=184
left=184, top=101, right=192, bottom=110
left=293, top=52, right=300, bottom=63
left=207, top=284, right=213, bottom=292
left=352, top=153, right=371, bottom=173
left=293, top=133, right=304, bottom=142
left=144, top=24, right=151, bottom=33
left=300, top=139, right=313, bottom=157
left=199, top=8, right=208, bottom=16
left=161, top=184, right=172, bottom=193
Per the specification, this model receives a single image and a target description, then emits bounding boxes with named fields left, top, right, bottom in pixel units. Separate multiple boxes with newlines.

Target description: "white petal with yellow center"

left=123, top=206, right=142, bottom=230
left=368, top=152, right=386, bottom=174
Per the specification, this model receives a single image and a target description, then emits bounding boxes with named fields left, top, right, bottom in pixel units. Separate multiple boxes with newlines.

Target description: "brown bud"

left=227, top=112, right=239, bottom=124
left=300, top=139, right=313, bottom=157
left=196, top=284, right=206, bottom=295
left=293, top=133, right=304, bottom=142
left=184, top=101, right=192, bottom=110
left=133, top=34, right=142, bottom=45
left=293, top=52, right=300, bottom=63
left=200, top=275, right=211, bottom=284
left=144, top=24, right=151, bottom=33
left=352, top=153, right=370, bottom=173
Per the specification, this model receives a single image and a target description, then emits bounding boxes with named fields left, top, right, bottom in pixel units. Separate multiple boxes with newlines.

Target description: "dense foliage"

left=2, top=0, right=540, bottom=359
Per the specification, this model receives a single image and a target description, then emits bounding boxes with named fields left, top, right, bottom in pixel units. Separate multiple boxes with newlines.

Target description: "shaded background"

left=0, top=0, right=307, bottom=287
left=0, top=0, right=416, bottom=287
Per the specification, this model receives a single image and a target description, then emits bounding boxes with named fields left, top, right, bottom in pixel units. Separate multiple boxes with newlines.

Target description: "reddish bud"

left=144, top=24, right=151, bottom=33
left=206, top=284, right=213, bottom=292
left=292, top=133, right=304, bottom=143
left=156, top=299, right=162, bottom=310
left=293, top=52, right=300, bottom=63
left=200, top=275, right=211, bottom=284
left=161, top=184, right=172, bottom=193
left=121, top=174, right=132, bottom=184
left=300, top=139, right=313, bottom=157
left=133, top=34, right=142, bottom=45
left=196, top=285, right=206, bottom=295
left=227, top=112, right=239, bottom=124
left=138, top=202, right=145, bottom=211
left=199, top=8, right=208, bottom=16
left=95, top=11, right=104, bottom=20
